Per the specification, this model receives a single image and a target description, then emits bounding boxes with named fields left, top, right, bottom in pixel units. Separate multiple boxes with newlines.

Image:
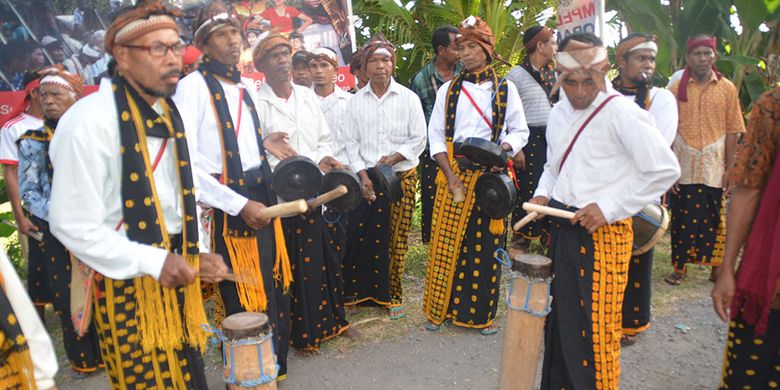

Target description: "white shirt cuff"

left=137, top=246, right=169, bottom=280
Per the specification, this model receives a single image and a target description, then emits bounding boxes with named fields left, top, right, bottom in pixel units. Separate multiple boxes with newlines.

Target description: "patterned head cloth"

left=360, top=32, right=396, bottom=70
left=104, top=0, right=180, bottom=55
left=523, top=25, right=555, bottom=51
left=252, top=33, right=292, bottom=68
left=456, top=16, right=497, bottom=61
left=615, top=34, right=658, bottom=69
left=677, top=35, right=721, bottom=102
left=310, top=46, right=338, bottom=69
left=552, top=38, right=609, bottom=93
left=38, top=64, right=84, bottom=97
left=193, top=0, right=241, bottom=49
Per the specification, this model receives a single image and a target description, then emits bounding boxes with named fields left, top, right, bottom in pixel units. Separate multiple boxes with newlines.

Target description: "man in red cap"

left=17, top=66, right=103, bottom=379
left=666, top=34, right=746, bottom=286
left=0, top=72, right=46, bottom=317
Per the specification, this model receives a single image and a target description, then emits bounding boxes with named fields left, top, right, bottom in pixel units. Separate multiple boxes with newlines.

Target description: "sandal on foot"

left=70, top=370, right=91, bottom=380
left=388, top=305, right=406, bottom=320
left=424, top=321, right=443, bottom=331
left=621, top=334, right=639, bottom=346
left=479, top=324, right=499, bottom=336
left=664, top=271, right=686, bottom=286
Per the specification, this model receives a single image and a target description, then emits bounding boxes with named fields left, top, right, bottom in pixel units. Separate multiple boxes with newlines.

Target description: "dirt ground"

left=54, top=236, right=728, bottom=390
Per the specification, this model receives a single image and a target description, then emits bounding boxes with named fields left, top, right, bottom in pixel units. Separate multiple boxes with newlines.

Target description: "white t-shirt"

left=0, top=112, right=43, bottom=165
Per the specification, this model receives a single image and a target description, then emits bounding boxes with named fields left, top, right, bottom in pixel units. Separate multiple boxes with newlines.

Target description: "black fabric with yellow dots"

left=0, top=273, right=36, bottom=389
left=719, top=309, right=780, bottom=389
left=669, top=184, right=726, bottom=272
left=541, top=200, right=633, bottom=390
left=29, top=214, right=103, bottom=373
left=284, top=210, right=350, bottom=351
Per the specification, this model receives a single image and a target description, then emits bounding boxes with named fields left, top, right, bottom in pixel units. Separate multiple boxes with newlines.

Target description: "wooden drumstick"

left=512, top=211, right=539, bottom=232
left=522, top=202, right=576, bottom=220
left=259, top=199, right=308, bottom=219
left=307, top=185, right=348, bottom=209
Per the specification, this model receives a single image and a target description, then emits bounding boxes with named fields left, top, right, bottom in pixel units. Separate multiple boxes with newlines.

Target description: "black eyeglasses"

left=122, top=42, right=186, bottom=57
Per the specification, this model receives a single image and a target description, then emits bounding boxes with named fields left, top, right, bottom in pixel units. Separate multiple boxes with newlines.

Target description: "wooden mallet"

left=512, top=202, right=576, bottom=231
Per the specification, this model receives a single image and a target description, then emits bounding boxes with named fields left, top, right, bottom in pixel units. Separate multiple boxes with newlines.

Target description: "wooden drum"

left=499, top=250, right=553, bottom=390
left=221, top=312, right=278, bottom=389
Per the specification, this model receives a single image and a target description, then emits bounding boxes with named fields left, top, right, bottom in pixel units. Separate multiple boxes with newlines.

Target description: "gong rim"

left=632, top=204, right=670, bottom=255
left=321, top=168, right=362, bottom=212
left=369, top=164, right=403, bottom=202
left=271, top=156, right=323, bottom=201
left=475, top=172, right=516, bottom=219
left=460, top=137, right=508, bottom=167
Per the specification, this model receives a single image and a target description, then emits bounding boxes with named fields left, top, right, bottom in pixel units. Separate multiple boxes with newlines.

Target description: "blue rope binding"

left=201, top=324, right=280, bottom=386
left=493, top=248, right=553, bottom=318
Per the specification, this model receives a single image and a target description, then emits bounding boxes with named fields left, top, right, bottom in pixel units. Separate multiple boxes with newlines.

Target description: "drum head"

left=321, top=169, right=362, bottom=212
left=632, top=203, right=670, bottom=255
left=271, top=156, right=322, bottom=201
left=369, top=164, right=403, bottom=203
left=459, top=137, right=508, bottom=168
left=222, top=312, right=271, bottom=340
left=475, top=172, right=516, bottom=219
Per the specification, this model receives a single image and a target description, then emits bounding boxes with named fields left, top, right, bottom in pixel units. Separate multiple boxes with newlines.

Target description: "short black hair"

left=21, top=70, right=39, bottom=89
left=523, top=26, right=545, bottom=54
left=431, top=25, right=458, bottom=55
left=292, top=50, right=312, bottom=66
left=559, top=32, right=602, bottom=51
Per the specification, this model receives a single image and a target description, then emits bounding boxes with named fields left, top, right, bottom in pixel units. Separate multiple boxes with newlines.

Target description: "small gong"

left=475, top=172, right=517, bottom=219
left=321, top=168, right=362, bottom=212
left=368, top=164, right=403, bottom=203
left=271, top=156, right=322, bottom=201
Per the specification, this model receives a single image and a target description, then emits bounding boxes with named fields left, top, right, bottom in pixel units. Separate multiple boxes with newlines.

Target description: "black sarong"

left=669, top=184, right=725, bottom=272
left=284, top=211, right=349, bottom=350
left=719, top=309, right=780, bottom=389
left=622, top=249, right=653, bottom=335
left=420, top=148, right=437, bottom=244
left=541, top=200, right=632, bottom=390
left=511, top=125, right=549, bottom=242
left=30, top=215, right=102, bottom=373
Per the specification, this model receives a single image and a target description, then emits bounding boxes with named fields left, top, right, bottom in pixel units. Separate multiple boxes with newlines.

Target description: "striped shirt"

left=344, top=78, right=427, bottom=173
left=506, top=65, right=552, bottom=127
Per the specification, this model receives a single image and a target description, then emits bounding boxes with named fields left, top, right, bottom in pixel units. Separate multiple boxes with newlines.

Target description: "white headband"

left=629, top=41, right=658, bottom=54
left=40, top=75, right=76, bottom=93
left=371, top=47, right=392, bottom=57
left=194, top=12, right=233, bottom=40
left=556, top=46, right=608, bottom=69
left=311, top=47, right=337, bottom=62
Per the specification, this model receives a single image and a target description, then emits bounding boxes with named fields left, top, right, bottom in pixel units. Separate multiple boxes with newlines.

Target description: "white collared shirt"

left=256, top=82, right=334, bottom=169
left=0, top=250, right=58, bottom=388
left=620, top=86, right=678, bottom=146
left=344, top=78, right=427, bottom=173
left=534, top=88, right=681, bottom=223
left=317, top=85, right=352, bottom=164
left=173, top=72, right=264, bottom=216
left=428, top=79, right=530, bottom=158
left=49, top=78, right=206, bottom=281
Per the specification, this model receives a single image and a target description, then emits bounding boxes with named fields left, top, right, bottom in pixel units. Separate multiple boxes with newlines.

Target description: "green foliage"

left=352, top=0, right=556, bottom=84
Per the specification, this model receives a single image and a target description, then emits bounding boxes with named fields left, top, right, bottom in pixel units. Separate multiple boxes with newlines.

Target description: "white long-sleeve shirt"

left=256, top=82, right=334, bottom=170
left=317, top=86, right=352, bottom=164
left=621, top=86, right=678, bottom=146
left=0, top=250, right=58, bottom=389
left=343, top=78, right=427, bottom=173
left=428, top=79, right=530, bottom=158
left=173, top=72, right=266, bottom=216
left=534, top=88, right=681, bottom=223
left=49, top=78, right=206, bottom=281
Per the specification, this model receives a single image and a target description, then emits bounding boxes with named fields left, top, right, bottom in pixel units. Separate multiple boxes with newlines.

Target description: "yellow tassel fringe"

left=272, top=217, right=293, bottom=292
left=0, top=349, right=36, bottom=390
left=224, top=235, right=267, bottom=312
left=489, top=218, right=506, bottom=235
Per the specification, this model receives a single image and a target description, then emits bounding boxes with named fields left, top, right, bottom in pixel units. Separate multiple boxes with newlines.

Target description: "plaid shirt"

left=410, top=59, right=462, bottom=123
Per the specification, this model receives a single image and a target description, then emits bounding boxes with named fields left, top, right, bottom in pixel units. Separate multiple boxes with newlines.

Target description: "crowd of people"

left=0, top=0, right=777, bottom=389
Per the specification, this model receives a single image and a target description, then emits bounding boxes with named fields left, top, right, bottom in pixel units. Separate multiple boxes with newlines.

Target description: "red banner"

left=0, top=68, right=354, bottom=127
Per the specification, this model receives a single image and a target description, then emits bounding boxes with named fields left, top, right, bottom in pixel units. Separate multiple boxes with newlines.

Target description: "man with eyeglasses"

left=173, top=0, right=292, bottom=380
left=666, top=34, right=746, bottom=286
left=48, top=1, right=228, bottom=387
